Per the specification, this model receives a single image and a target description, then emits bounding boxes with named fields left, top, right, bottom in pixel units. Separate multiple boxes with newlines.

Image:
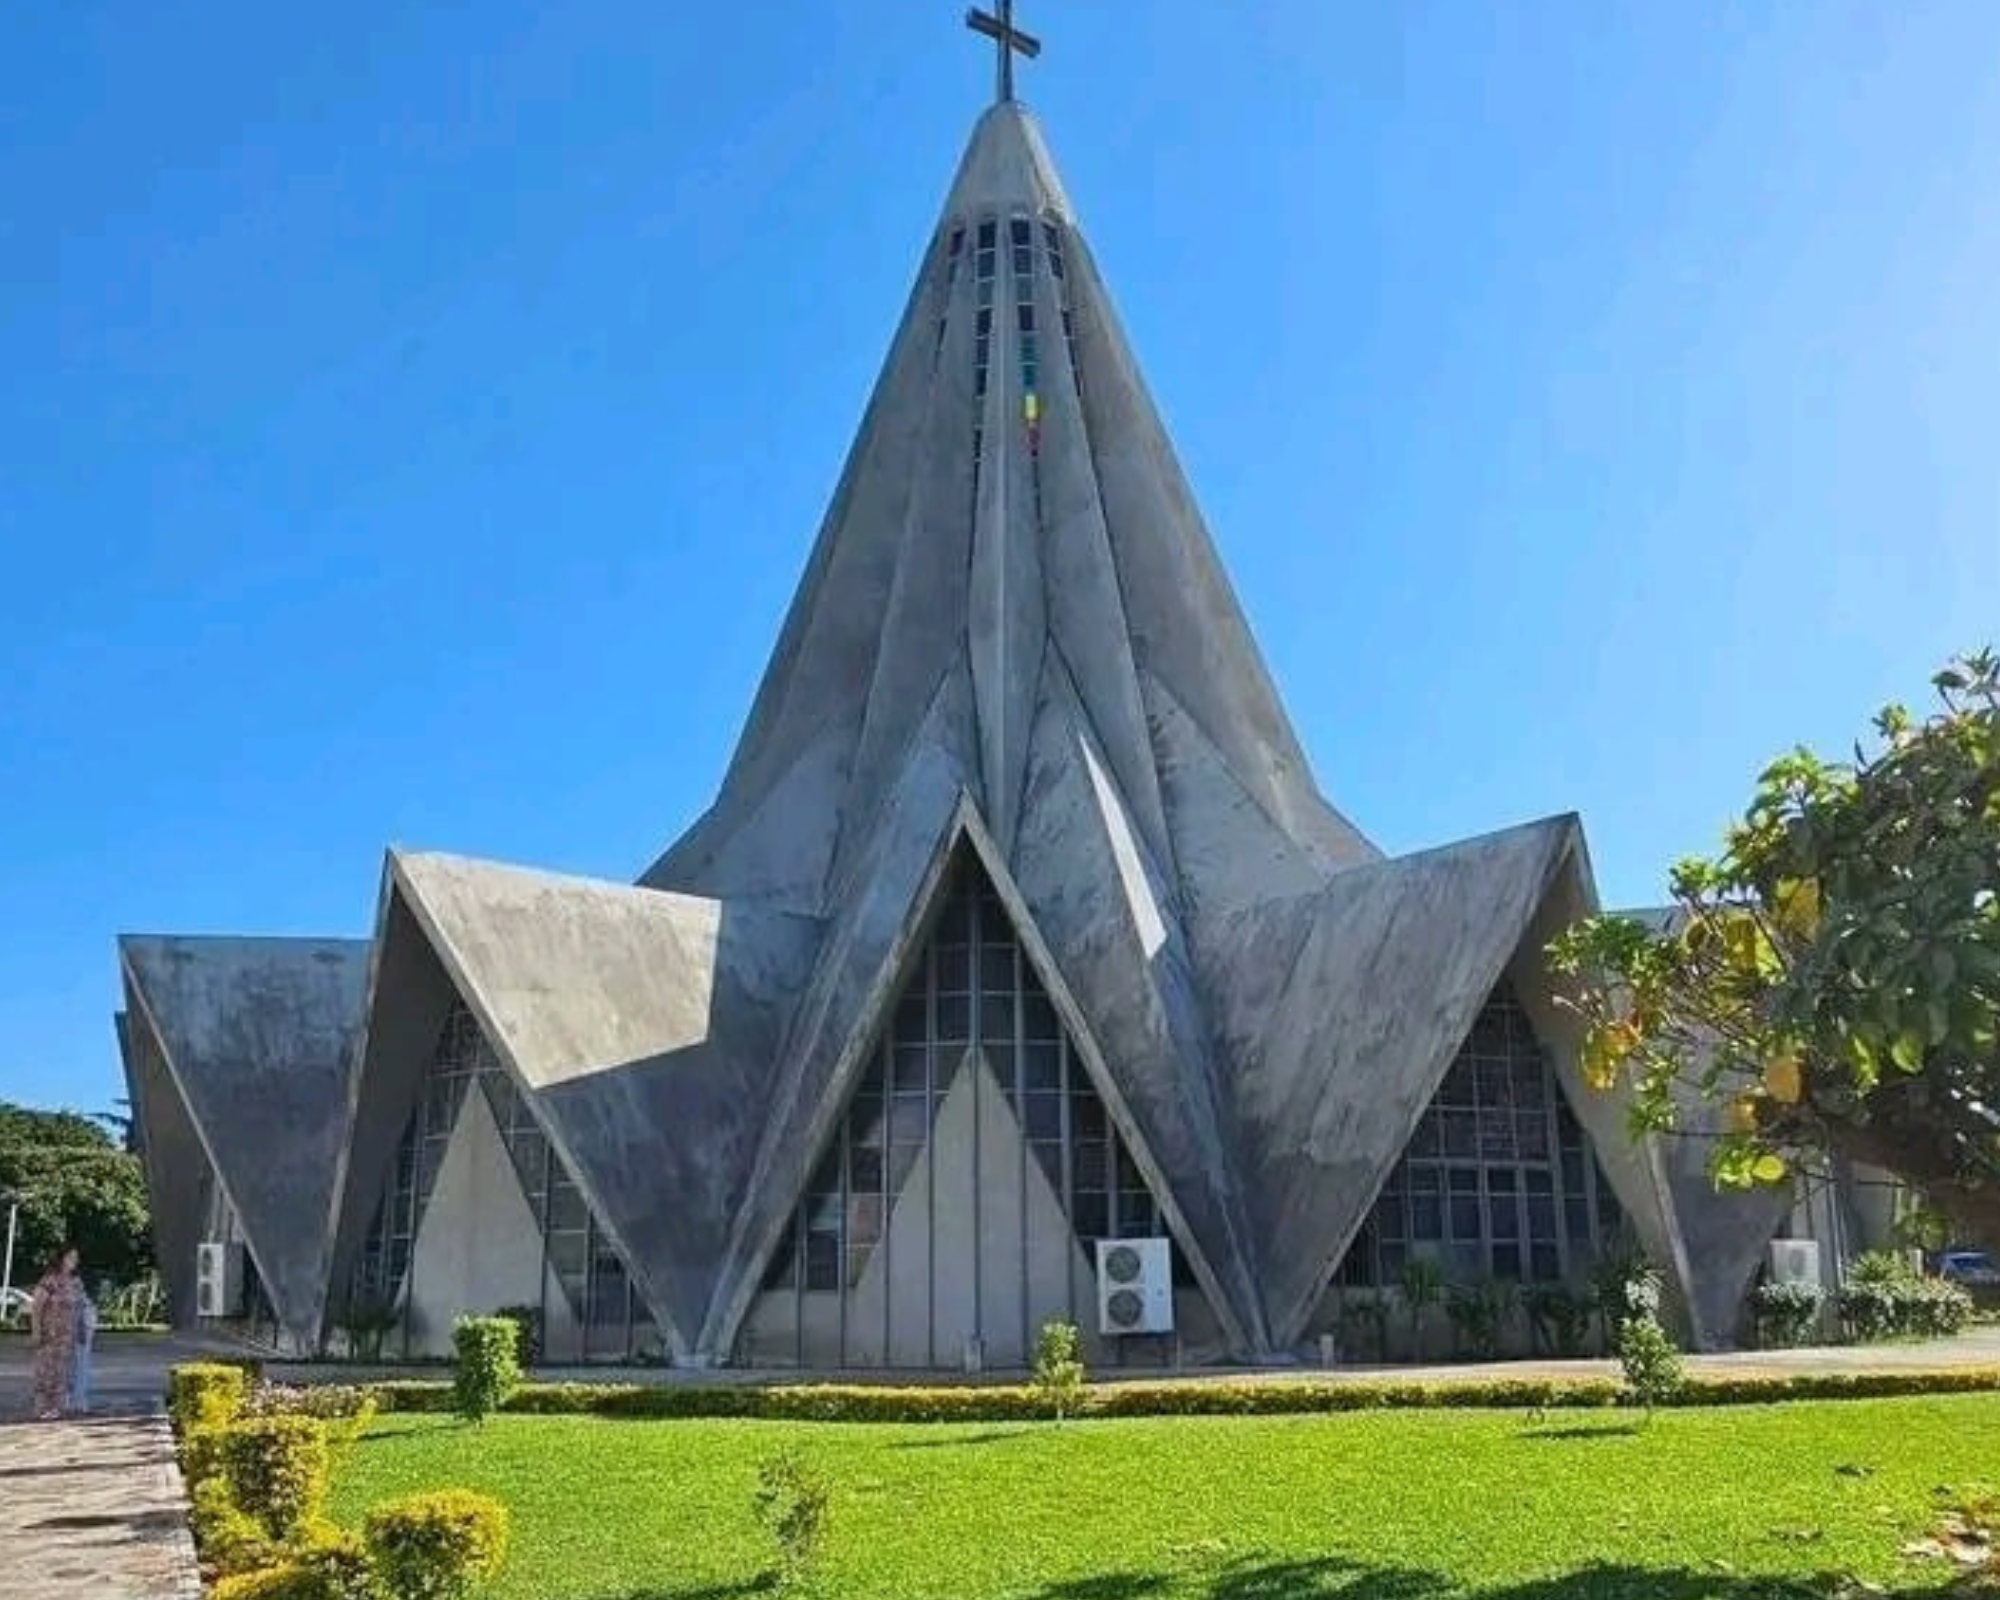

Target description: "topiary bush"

left=170, top=1362, right=251, bottom=1433
left=189, top=1476, right=277, bottom=1580
left=1753, top=1279, right=1825, bottom=1347
left=221, top=1415, right=333, bottom=1543
left=209, top=1530, right=378, bottom=1600
left=364, top=1490, right=510, bottom=1600
left=451, top=1316, right=522, bottom=1424
left=1031, top=1320, right=1085, bottom=1420
left=492, top=1304, right=542, bottom=1368
left=244, top=1383, right=380, bottom=1451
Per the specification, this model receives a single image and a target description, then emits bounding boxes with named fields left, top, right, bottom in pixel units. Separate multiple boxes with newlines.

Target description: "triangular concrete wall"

left=119, top=936, right=370, bottom=1346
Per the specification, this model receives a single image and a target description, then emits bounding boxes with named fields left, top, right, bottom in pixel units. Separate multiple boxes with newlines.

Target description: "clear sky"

left=2, top=2, right=1995, bottom=1117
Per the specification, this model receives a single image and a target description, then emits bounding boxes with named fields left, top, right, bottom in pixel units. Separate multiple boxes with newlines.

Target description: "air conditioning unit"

left=194, top=1241, right=244, bottom=1319
left=1095, top=1237, right=1174, bottom=1336
left=1768, top=1238, right=1823, bottom=1289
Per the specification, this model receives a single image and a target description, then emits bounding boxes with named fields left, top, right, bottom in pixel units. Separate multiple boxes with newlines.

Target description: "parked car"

left=1935, top=1249, right=2000, bottom=1285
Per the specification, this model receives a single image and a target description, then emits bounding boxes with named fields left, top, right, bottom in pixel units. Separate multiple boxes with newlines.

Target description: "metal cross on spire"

left=965, top=1, right=1041, bottom=104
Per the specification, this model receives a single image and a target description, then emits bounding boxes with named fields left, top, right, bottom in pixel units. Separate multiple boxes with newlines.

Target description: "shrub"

left=334, top=1292, right=401, bottom=1362
left=244, top=1384, right=381, bottom=1449
left=753, top=1450, right=831, bottom=1589
left=1522, top=1282, right=1596, bottom=1357
left=211, top=1569, right=310, bottom=1600
left=451, top=1317, right=522, bottom=1424
left=1616, top=1274, right=1686, bottom=1412
left=170, top=1362, right=251, bottom=1433
left=1444, top=1280, right=1514, bottom=1360
left=492, top=1304, right=542, bottom=1368
left=208, top=1528, right=378, bottom=1600
left=1838, top=1276, right=1975, bottom=1342
left=190, top=1476, right=276, bottom=1579
left=1031, top=1320, right=1086, bottom=1420
left=1847, top=1248, right=1919, bottom=1287
left=1338, top=1289, right=1391, bottom=1361
left=1753, top=1280, right=1825, bottom=1348
left=294, top=1525, right=380, bottom=1600
left=180, top=1424, right=232, bottom=1493
left=1397, top=1257, right=1445, bottom=1360
left=222, top=1415, right=333, bottom=1542
left=364, top=1489, right=510, bottom=1600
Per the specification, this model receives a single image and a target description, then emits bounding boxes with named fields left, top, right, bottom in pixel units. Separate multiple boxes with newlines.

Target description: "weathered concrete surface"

left=361, top=850, right=819, bottom=1360
left=116, top=1008, right=211, bottom=1330
left=118, top=936, right=370, bottom=1347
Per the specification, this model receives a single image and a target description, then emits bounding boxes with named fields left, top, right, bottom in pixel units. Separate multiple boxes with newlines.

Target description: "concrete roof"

left=117, top=936, right=369, bottom=1344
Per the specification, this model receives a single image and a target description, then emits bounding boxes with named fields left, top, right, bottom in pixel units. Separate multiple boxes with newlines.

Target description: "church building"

left=116, top=9, right=1829, bottom=1369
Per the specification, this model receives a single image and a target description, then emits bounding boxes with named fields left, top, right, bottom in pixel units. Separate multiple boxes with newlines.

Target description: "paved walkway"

left=0, top=1415, right=201, bottom=1600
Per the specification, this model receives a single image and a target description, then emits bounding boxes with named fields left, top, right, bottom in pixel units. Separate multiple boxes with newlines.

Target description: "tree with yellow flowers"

left=1549, top=650, right=1999, bottom=1256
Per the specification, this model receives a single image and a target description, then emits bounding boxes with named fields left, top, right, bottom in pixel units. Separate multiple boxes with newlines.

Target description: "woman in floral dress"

left=28, top=1246, right=83, bottom=1420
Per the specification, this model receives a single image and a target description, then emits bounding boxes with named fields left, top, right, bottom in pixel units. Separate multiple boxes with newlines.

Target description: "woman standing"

left=28, top=1246, right=83, bottom=1421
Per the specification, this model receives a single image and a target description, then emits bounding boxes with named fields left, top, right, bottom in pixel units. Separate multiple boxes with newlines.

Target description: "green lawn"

left=328, top=1398, right=1999, bottom=1600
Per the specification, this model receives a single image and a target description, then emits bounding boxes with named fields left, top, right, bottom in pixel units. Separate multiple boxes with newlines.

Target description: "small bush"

left=190, top=1476, right=276, bottom=1579
left=244, top=1383, right=381, bottom=1449
left=1522, top=1282, right=1596, bottom=1357
left=170, top=1362, right=251, bottom=1433
left=1847, top=1248, right=1919, bottom=1286
left=364, top=1489, right=510, bottom=1600
left=209, top=1528, right=378, bottom=1600
left=294, top=1524, right=380, bottom=1600
left=451, top=1317, right=522, bottom=1424
left=1444, top=1280, right=1514, bottom=1360
left=1338, top=1289, right=1392, bottom=1361
left=222, top=1415, right=333, bottom=1542
left=1032, top=1320, right=1086, bottom=1420
left=211, top=1568, right=311, bottom=1600
left=1397, top=1258, right=1446, bottom=1360
left=1838, top=1275, right=1975, bottom=1342
left=334, top=1292, right=401, bottom=1362
left=1616, top=1275, right=1686, bottom=1413
left=492, top=1304, right=542, bottom=1368
left=753, top=1450, right=831, bottom=1589
left=1753, top=1279, right=1825, bottom=1348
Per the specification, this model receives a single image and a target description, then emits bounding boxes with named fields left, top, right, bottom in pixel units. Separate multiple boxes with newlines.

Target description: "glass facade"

left=1337, top=984, right=1626, bottom=1287
left=350, top=998, right=641, bottom=1359
left=761, top=853, right=1171, bottom=1296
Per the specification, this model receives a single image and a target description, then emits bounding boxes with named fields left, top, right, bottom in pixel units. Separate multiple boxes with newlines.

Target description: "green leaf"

left=1888, top=1030, right=1924, bottom=1073
left=1749, top=1153, right=1789, bottom=1185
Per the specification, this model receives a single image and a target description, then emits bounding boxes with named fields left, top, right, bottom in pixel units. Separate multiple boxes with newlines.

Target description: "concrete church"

left=116, top=9, right=1850, bottom=1369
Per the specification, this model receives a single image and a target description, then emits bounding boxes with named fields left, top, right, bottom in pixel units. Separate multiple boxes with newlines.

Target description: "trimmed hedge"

left=169, top=1362, right=251, bottom=1433
left=221, top=1415, right=332, bottom=1542
left=364, top=1489, right=510, bottom=1600
left=356, top=1365, right=2000, bottom=1422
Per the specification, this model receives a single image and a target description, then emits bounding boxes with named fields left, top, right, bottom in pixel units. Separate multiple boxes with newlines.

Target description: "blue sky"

left=1, top=2, right=1994, bottom=1117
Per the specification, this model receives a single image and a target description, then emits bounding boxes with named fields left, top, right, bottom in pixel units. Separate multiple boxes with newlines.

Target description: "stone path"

left=0, top=1414, right=201, bottom=1600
